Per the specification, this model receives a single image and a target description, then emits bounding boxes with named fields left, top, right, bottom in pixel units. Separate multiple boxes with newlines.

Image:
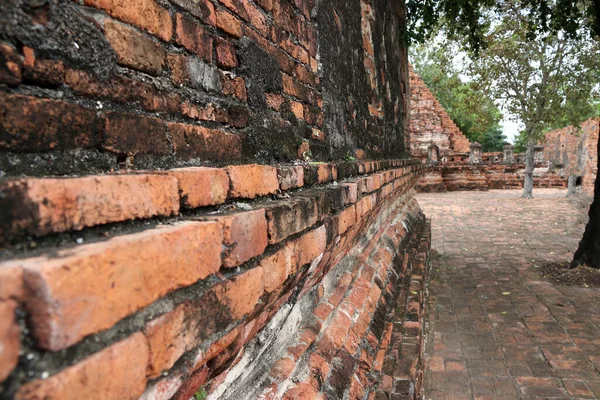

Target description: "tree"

left=460, top=2, right=600, bottom=198
left=411, top=44, right=507, bottom=152
left=408, top=0, right=600, bottom=269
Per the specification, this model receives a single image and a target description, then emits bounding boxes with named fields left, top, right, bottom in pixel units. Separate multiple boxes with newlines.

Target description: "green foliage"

left=194, top=387, right=208, bottom=400
left=410, top=44, right=507, bottom=152
left=463, top=0, right=600, bottom=144
left=406, top=0, right=600, bottom=52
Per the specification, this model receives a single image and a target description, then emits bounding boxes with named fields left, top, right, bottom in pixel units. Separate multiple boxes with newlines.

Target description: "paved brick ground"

left=417, top=189, right=600, bottom=399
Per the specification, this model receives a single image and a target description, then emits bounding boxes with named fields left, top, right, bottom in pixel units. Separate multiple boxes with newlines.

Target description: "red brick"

left=0, top=43, right=22, bottom=85
left=278, top=165, right=305, bottom=191
left=9, top=221, right=222, bottom=350
left=211, top=209, right=269, bottom=267
left=85, top=0, right=173, bottom=41
left=290, top=100, right=304, bottom=120
left=271, top=357, right=296, bottom=380
left=0, top=301, right=19, bottom=382
left=289, top=225, right=327, bottom=269
left=172, top=366, right=209, bottom=400
left=167, top=53, right=190, bottom=86
left=0, top=174, right=179, bottom=239
left=255, top=0, right=273, bottom=11
left=311, top=128, right=325, bottom=141
left=104, top=20, right=166, bottom=75
left=303, top=163, right=338, bottom=185
left=175, top=13, right=212, bottom=61
left=313, top=302, right=333, bottom=321
left=226, top=164, right=279, bottom=199
left=218, top=0, right=249, bottom=20
left=216, top=9, right=243, bottom=38
left=244, top=0, right=269, bottom=35
left=195, top=325, right=242, bottom=368
left=282, top=73, right=316, bottom=103
left=169, top=122, right=243, bottom=162
left=0, top=93, right=102, bottom=152
left=215, top=38, right=238, bottom=68
left=139, top=374, right=184, bottom=400
left=337, top=205, right=356, bottom=235
left=266, top=92, right=286, bottom=111
left=104, top=112, right=170, bottom=155
left=144, top=305, right=190, bottom=378
left=0, top=265, right=24, bottom=301
left=264, top=197, right=318, bottom=244
left=16, top=333, right=149, bottom=400
left=260, top=246, right=293, bottom=293
left=213, top=267, right=264, bottom=319
left=172, top=0, right=216, bottom=26
left=22, top=47, right=64, bottom=86
left=168, top=167, right=229, bottom=208
left=220, top=72, right=248, bottom=101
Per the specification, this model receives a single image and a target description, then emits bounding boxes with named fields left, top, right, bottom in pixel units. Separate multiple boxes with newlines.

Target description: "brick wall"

left=0, top=0, right=433, bottom=399
left=408, top=67, right=471, bottom=159
left=544, top=118, right=599, bottom=195
left=0, top=0, right=409, bottom=177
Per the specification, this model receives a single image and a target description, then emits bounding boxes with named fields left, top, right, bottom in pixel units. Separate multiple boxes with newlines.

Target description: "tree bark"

left=570, top=1, right=600, bottom=269
left=522, top=139, right=535, bottom=198
left=567, top=175, right=577, bottom=196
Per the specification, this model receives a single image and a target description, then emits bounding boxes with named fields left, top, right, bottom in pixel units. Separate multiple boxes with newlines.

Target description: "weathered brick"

left=139, top=374, right=183, bottom=400
left=15, top=333, right=148, bottom=400
left=171, top=0, right=216, bottom=26
left=216, top=9, right=243, bottom=38
left=289, top=225, right=327, bottom=269
left=213, top=267, right=264, bottom=319
left=144, top=305, right=190, bottom=378
left=170, top=123, right=243, bottom=162
left=282, top=73, right=315, bottom=103
left=168, top=167, right=229, bottom=208
left=0, top=93, right=102, bottom=152
left=220, top=72, right=248, bottom=101
left=211, top=209, right=269, bottom=267
left=104, top=112, right=170, bottom=155
left=104, top=20, right=166, bottom=75
left=260, top=246, right=293, bottom=293
left=195, top=325, right=242, bottom=369
left=0, top=300, right=19, bottom=382
left=303, top=163, right=338, bottom=185
left=0, top=174, right=179, bottom=239
left=175, top=13, right=212, bottom=61
left=215, top=38, right=238, bottom=68
left=278, top=165, right=305, bottom=191
left=226, top=164, right=279, bottom=199
left=84, top=0, right=173, bottom=41
left=0, top=43, right=22, bottom=85
left=22, top=47, right=64, bottom=86
left=337, top=205, right=356, bottom=235
left=10, top=221, right=222, bottom=350
left=264, top=196, right=318, bottom=244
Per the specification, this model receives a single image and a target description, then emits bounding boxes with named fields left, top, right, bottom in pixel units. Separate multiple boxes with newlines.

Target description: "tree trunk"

left=567, top=175, right=577, bottom=196
left=522, top=139, right=535, bottom=198
left=570, top=0, right=600, bottom=269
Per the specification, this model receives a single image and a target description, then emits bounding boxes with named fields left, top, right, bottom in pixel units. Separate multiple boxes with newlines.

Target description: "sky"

left=501, top=116, right=523, bottom=144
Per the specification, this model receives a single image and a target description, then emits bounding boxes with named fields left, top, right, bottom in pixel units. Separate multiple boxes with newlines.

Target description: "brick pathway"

left=417, top=189, right=600, bottom=399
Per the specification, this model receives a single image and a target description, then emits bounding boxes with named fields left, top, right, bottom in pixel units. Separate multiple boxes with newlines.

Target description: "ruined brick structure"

left=544, top=118, right=599, bottom=195
left=0, top=1, right=432, bottom=399
left=408, top=67, right=471, bottom=160
left=408, top=70, right=568, bottom=193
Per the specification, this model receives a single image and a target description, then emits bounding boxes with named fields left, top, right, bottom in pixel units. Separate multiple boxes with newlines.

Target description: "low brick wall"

left=417, top=164, right=567, bottom=193
left=1, top=159, right=432, bottom=399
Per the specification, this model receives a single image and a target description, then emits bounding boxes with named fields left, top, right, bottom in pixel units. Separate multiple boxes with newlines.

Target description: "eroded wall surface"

left=0, top=1, right=432, bottom=399
left=408, top=68, right=471, bottom=159
left=544, top=118, right=599, bottom=195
